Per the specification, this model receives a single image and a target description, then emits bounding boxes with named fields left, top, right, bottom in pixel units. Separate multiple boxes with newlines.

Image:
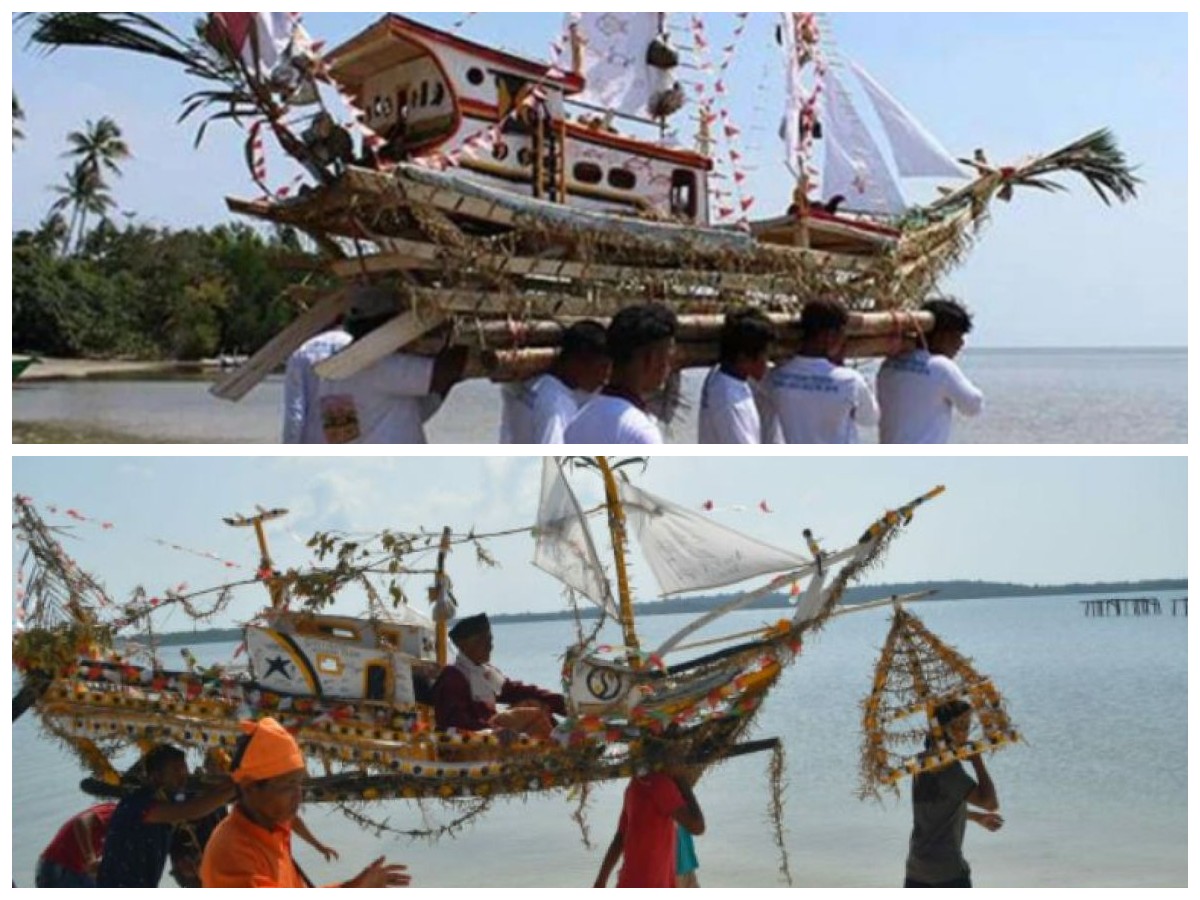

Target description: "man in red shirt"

left=35, top=802, right=117, bottom=887
left=594, top=768, right=705, bottom=888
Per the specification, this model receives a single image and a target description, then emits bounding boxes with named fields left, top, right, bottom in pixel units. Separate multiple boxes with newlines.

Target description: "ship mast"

left=224, top=508, right=289, bottom=609
left=595, top=457, right=642, bottom=667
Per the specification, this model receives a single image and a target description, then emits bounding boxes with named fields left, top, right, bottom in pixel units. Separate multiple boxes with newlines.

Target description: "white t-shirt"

left=282, top=329, right=353, bottom=444
left=564, top=394, right=664, bottom=444
left=877, top=350, right=984, bottom=444
left=763, top=356, right=879, bottom=444
left=316, top=354, right=437, bottom=444
left=699, top=367, right=761, bottom=444
left=499, top=374, right=588, bottom=444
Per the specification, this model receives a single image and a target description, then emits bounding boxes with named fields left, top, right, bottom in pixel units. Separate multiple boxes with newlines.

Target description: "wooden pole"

left=597, top=457, right=641, bottom=668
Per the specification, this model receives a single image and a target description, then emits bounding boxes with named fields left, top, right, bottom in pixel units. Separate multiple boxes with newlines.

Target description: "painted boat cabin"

left=246, top=609, right=437, bottom=708
left=327, top=14, right=713, bottom=224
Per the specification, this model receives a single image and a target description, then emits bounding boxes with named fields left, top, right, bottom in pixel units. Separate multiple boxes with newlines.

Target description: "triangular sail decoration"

left=533, top=458, right=618, bottom=617
left=859, top=608, right=1020, bottom=800
left=569, top=13, right=664, bottom=118
left=821, top=65, right=907, bottom=216
left=849, top=60, right=964, bottom=179
left=619, top=483, right=809, bottom=597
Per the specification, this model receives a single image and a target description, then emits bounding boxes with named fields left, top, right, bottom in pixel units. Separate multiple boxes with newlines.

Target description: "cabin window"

left=492, top=141, right=510, bottom=161
left=467, top=67, right=485, bottom=86
left=574, top=162, right=603, bottom=185
left=518, top=148, right=535, bottom=168
left=316, top=654, right=344, bottom=677
left=432, top=83, right=446, bottom=107
left=420, top=82, right=430, bottom=108
left=319, top=625, right=359, bottom=641
left=366, top=664, right=389, bottom=702
left=608, top=168, right=637, bottom=191
left=670, top=169, right=698, bottom=219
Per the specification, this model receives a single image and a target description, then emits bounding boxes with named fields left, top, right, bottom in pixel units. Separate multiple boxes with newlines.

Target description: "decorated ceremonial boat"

left=12, top=459, right=1019, bottom=825
left=23, top=12, right=1138, bottom=404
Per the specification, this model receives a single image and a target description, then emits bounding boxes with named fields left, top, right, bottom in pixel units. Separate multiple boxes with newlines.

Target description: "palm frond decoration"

left=16, top=12, right=330, bottom=188
left=999, top=128, right=1141, bottom=206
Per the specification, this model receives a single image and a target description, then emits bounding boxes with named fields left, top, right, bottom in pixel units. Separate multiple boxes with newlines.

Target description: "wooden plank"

left=210, top=289, right=352, bottom=402
left=314, top=306, right=450, bottom=381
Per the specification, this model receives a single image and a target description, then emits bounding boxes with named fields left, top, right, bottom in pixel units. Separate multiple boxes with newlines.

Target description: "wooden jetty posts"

left=1079, top=597, right=1187, bottom=617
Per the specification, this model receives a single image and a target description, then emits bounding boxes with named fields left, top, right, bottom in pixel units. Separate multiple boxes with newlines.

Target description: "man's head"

left=555, top=320, right=612, bottom=393
left=344, top=286, right=400, bottom=341
left=606, top=304, right=678, bottom=396
left=799, top=299, right=849, bottom=359
left=144, top=744, right=189, bottom=794
left=720, top=308, right=776, bottom=381
left=923, top=298, right=974, bottom=360
left=231, top=717, right=307, bottom=827
left=449, top=613, right=494, bottom=665
left=934, top=699, right=974, bottom=746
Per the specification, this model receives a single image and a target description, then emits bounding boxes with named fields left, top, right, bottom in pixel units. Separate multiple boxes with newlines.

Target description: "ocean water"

left=11, top=348, right=1187, bottom=444
left=9, top=591, right=1187, bottom=888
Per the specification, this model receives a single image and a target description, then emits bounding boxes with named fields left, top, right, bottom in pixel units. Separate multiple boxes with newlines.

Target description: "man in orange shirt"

left=200, top=717, right=412, bottom=888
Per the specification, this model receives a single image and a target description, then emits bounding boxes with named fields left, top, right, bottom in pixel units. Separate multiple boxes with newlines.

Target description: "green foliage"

left=12, top=220, right=325, bottom=360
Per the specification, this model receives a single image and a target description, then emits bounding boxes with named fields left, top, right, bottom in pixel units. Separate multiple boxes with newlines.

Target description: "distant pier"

left=1081, top=597, right=1162, bottom=617
left=1172, top=597, right=1187, bottom=616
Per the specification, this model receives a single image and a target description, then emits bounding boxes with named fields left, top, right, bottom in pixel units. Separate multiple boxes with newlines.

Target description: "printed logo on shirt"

left=320, top=395, right=361, bottom=444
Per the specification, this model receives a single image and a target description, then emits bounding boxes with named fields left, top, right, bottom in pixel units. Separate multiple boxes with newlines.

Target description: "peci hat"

left=345, top=285, right=400, bottom=326
left=449, top=613, right=491, bottom=644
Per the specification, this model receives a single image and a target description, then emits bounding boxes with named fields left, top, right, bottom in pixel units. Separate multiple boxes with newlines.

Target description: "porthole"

left=608, top=168, right=637, bottom=191
left=573, top=162, right=603, bottom=185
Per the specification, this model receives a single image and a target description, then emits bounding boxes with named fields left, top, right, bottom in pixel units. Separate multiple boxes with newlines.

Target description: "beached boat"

left=22, top=13, right=1139, bottom=402
left=14, top=459, right=959, bottom=812
left=13, top=357, right=37, bottom=380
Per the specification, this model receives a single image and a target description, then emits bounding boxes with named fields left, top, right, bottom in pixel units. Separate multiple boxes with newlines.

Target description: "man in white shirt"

left=316, top=288, right=466, bottom=444
left=878, top=299, right=984, bottom=444
left=500, top=321, right=611, bottom=444
left=699, top=309, right=775, bottom=444
left=282, top=326, right=353, bottom=443
left=566, top=304, right=678, bottom=445
left=763, top=299, right=879, bottom=444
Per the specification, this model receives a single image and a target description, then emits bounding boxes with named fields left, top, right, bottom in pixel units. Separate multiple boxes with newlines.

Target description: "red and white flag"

left=209, top=12, right=303, bottom=75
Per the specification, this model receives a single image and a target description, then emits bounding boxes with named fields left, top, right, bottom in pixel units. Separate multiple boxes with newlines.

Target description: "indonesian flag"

left=209, top=12, right=302, bottom=75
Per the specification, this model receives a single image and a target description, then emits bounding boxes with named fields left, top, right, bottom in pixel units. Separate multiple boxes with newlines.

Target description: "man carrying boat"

left=34, top=802, right=116, bottom=887
left=282, top=324, right=352, bottom=443
left=565, top=304, right=678, bottom=445
left=95, top=745, right=236, bottom=887
left=500, top=320, right=611, bottom=444
left=316, top=288, right=467, bottom=444
left=200, top=717, right=412, bottom=888
left=762, top=299, right=879, bottom=444
left=699, top=308, right=776, bottom=444
left=431, top=613, right=566, bottom=738
left=877, top=299, right=984, bottom=444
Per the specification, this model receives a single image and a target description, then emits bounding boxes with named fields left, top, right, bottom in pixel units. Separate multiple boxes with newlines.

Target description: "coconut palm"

left=49, top=162, right=115, bottom=254
left=64, top=116, right=131, bottom=184
left=13, top=94, right=25, bottom=147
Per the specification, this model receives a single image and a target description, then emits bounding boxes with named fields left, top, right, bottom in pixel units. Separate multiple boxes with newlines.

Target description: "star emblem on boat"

left=264, top=655, right=293, bottom=680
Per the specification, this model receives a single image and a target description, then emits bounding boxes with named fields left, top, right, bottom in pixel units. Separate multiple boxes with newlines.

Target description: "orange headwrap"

left=232, top=717, right=306, bottom=785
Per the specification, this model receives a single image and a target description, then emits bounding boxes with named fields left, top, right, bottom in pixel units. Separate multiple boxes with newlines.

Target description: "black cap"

left=449, top=613, right=490, bottom=644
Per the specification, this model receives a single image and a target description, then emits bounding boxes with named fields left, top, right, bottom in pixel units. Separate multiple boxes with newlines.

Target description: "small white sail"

left=619, top=483, right=809, bottom=597
left=569, top=13, right=664, bottom=118
left=533, top=458, right=618, bottom=617
left=849, top=60, right=964, bottom=179
left=779, top=13, right=805, bottom=179
left=822, top=65, right=908, bottom=216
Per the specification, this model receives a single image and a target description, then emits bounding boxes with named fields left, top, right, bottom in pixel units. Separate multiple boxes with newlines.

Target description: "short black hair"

left=720, top=309, right=775, bottom=365
left=924, top=298, right=974, bottom=336
left=800, top=299, right=849, bottom=338
left=934, top=699, right=973, bottom=727
left=607, top=304, right=678, bottom=365
left=560, top=320, right=609, bottom=361
left=145, top=744, right=187, bottom=776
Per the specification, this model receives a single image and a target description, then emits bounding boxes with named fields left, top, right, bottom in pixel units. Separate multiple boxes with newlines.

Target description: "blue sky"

left=9, top=11, right=1187, bottom=348
left=11, top=456, right=1187, bottom=631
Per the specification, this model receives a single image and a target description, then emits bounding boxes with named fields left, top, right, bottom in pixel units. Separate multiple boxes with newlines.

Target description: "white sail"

left=822, top=65, right=907, bottom=216
left=849, top=60, right=964, bottom=179
left=779, top=13, right=804, bottom=179
left=569, top=13, right=664, bottom=118
left=533, top=458, right=618, bottom=617
left=619, top=483, right=809, bottom=597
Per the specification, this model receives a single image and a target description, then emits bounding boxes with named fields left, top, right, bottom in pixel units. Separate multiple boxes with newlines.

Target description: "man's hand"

left=316, top=843, right=340, bottom=863
left=971, top=811, right=1004, bottom=832
left=346, top=857, right=411, bottom=888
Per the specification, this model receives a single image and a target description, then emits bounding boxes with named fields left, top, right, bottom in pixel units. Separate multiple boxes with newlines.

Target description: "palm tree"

left=13, top=94, right=25, bottom=148
left=49, top=162, right=115, bottom=254
left=64, top=116, right=131, bottom=184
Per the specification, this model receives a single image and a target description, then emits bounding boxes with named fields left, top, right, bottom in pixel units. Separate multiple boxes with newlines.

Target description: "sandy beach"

left=17, top=357, right=214, bottom=382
